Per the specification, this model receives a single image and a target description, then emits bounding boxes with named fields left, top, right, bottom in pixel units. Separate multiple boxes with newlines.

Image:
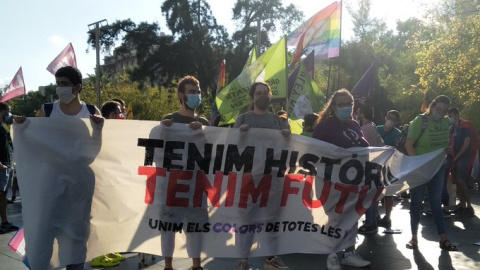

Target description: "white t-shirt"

left=48, top=101, right=92, bottom=118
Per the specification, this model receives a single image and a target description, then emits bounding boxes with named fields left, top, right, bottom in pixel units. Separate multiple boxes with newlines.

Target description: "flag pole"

left=339, top=0, right=343, bottom=57
left=284, top=36, right=289, bottom=120
left=332, top=0, right=343, bottom=99
left=326, top=58, right=332, bottom=98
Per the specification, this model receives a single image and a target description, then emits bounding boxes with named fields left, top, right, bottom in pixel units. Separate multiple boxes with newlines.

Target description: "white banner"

left=12, top=119, right=445, bottom=269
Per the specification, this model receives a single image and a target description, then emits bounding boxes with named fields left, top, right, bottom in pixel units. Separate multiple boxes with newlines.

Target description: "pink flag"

left=8, top=227, right=30, bottom=268
left=46, top=43, right=77, bottom=75
left=8, top=227, right=26, bottom=257
left=1, top=67, right=26, bottom=102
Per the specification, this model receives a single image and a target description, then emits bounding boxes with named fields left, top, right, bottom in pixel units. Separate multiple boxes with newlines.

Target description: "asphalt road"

left=1, top=190, right=480, bottom=270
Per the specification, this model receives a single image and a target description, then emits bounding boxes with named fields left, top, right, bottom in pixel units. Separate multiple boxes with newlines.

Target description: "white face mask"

left=385, top=119, right=394, bottom=128
left=56, top=86, right=76, bottom=104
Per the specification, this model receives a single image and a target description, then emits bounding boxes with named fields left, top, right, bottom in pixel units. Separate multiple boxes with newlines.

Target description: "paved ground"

left=1, top=190, right=480, bottom=270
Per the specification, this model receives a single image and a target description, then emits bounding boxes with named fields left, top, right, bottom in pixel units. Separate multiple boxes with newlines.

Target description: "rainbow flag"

left=8, top=227, right=30, bottom=268
left=288, top=1, right=341, bottom=63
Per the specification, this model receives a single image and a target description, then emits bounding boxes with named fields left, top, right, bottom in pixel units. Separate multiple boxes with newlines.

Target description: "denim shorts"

left=0, top=167, right=14, bottom=192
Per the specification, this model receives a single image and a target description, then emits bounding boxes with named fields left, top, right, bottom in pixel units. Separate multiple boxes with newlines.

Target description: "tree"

left=88, top=19, right=177, bottom=88
left=8, top=85, right=56, bottom=116
left=373, top=18, right=433, bottom=123
left=414, top=0, right=480, bottom=127
left=88, top=1, right=231, bottom=101
left=81, top=72, right=181, bottom=120
left=161, top=0, right=231, bottom=92
left=228, top=0, right=303, bottom=78
left=346, top=0, right=387, bottom=45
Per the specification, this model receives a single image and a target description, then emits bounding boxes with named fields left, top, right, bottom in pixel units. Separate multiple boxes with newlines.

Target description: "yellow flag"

left=126, top=104, right=134, bottom=119
left=216, top=37, right=287, bottom=120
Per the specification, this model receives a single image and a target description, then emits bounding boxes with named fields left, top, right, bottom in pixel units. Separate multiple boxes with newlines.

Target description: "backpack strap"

left=420, top=115, right=428, bottom=132
left=43, top=103, right=54, bottom=117
left=414, top=114, right=429, bottom=142
left=86, top=104, right=96, bottom=115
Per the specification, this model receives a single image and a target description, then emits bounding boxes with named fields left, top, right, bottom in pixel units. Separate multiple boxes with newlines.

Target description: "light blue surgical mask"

left=449, top=117, right=455, bottom=125
left=186, top=94, right=201, bottom=110
left=431, top=111, right=443, bottom=121
left=336, top=107, right=352, bottom=120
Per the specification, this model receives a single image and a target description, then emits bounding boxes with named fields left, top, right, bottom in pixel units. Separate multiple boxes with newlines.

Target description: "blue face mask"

left=431, top=111, right=443, bottom=121
left=449, top=117, right=455, bottom=125
left=185, top=94, right=201, bottom=110
left=336, top=107, right=352, bottom=120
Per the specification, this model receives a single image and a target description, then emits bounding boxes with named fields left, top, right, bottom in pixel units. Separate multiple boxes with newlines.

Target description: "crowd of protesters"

left=2, top=66, right=479, bottom=270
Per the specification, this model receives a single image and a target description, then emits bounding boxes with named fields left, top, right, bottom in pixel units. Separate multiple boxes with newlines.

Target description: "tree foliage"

left=228, top=0, right=303, bottom=78
left=81, top=72, right=180, bottom=121
left=414, top=0, right=480, bottom=127
left=8, top=85, right=56, bottom=117
left=161, top=0, right=231, bottom=91
left=88, top=0, right=231, bottom=93
left=346, top=0, right=386, bottom=44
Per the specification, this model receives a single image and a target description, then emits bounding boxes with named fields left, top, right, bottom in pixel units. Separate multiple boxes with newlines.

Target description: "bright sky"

left=0, top=0, right=439, bottom=92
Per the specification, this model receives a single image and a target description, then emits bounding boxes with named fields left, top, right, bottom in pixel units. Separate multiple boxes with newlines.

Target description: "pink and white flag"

left=46, top=43, right=77, bottom=75
left=1, top=67, right=26, bottom=102
left=8, top=227, right=26, bottom=257
left=8, top=227, right=30, bottom=268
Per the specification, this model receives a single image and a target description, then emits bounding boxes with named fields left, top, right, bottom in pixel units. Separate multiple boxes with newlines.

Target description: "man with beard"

left=162, top=75, right=209, bottom=127
left=23, top=66, right=103, bottom=270
left=160, top=75, right=207, bottom=270
left=233, top=82, right=290, bottom=270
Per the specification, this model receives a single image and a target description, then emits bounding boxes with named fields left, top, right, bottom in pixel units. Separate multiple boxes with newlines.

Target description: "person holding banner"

left=233, top=82, right=290, bottom=270
left=17, top=66, right=104, bottom=270
left=39, top=66, right=102, bottom=120
left=404, top=95, right=457, bottom=251
left=234, top=82, right=290, bottom=136
left=162, top=76, right=209, bottom=127
left=312, top=89, right=370, bottom=269
left=160, top=75, right=208, bottom=270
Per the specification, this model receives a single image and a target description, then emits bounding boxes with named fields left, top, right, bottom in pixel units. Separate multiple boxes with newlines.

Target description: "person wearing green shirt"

left=404, top=95, right=457, bottom=251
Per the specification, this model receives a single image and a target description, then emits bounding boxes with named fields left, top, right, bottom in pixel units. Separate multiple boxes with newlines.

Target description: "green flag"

left=218, top=110, right=238, bottom=126
left=216, top=37, right=287, bottom=118
left=242, top=47, right=257, bottom=70
left=218, top=48, right=258, bottom=126
left=257, top=40, right=287, bottom=99
left=287, top=61, right=324, bottom=121
left=288, top=118, right=304, bottom=135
